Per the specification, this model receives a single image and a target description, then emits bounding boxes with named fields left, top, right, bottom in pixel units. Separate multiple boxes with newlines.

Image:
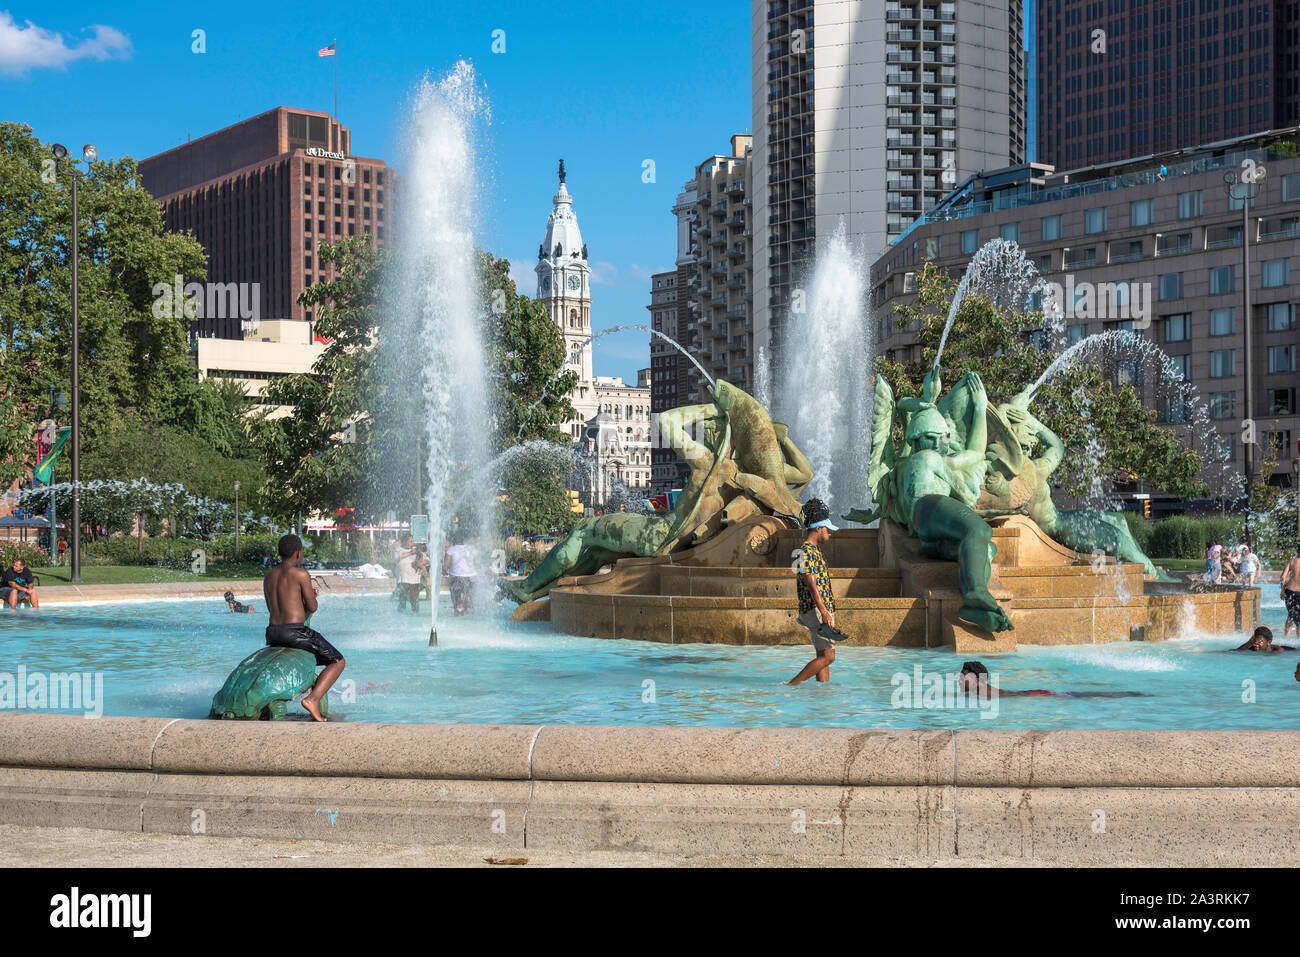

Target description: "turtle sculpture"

left=209, top=646, right=329, bottom=720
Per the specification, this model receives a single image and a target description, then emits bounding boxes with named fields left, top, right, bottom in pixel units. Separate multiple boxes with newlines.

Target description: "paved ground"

left=0, top=824, right=1058, bottom=867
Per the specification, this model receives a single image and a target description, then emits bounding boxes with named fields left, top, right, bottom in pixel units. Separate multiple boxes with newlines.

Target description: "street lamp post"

left=233, top=481, right=241, bottom=562
left=1223, top=163, right=1266, bottom=547
left=52, top=143, right=96, bottom=583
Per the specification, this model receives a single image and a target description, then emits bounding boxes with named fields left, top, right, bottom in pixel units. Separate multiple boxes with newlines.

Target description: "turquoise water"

left=1, top=592, right=1296, bottom=729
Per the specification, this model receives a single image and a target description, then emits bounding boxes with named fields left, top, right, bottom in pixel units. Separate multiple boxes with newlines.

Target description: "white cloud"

left=0, top=14, right=132, bottom=76
left=588, top=260, right=620, bottom=286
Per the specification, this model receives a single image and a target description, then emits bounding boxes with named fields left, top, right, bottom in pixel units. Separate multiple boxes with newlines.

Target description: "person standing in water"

left=263, top=534, right=345, bottom=722
left=786, top=498, right=843, bottom=685
left=1282, top=546, right=1300, bottom=642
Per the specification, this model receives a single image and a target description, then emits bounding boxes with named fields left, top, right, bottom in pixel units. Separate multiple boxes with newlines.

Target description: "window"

left=1041, top=215, right=1062, bottom=241
left=1167, top=354, right=1191, bottom=381
left=1209, top=266, right=1234, bottom=294
left=1000, top=222, right=1020, bottom=243
left=1177, top=190, right=1202, bottom=219
left=1262, top=259, right=1290, bottom=288
left=924, top=236, right=941, bottom=258
left=1130, top=199, right=1155, bottom=226
left=1173, top=232, right=1193, bottom=253
left=1263, top=431, right=1292, bottom=458
left=1267, top=303, right=1296, bottom=331
left=1067, top=323, right=1088, bottom=345
left=1209, top=308, right=1235, bottom=336
left=961, top=229, right=978, bottom=254
left=1085, top=208, right=1107, bottom=234
left=1159, top=273, right=1183, bottom=300
left=1269, top=345, right=1296, bottom=373
left=1209, top=392, right=1235, bottom=419
left=1282, top=172, right=1300, bottom=202
left=1165, top=314, right=1191, bottom=341
left=1037, top=254, right=1052, bottom=274
left=1166, top=395, right=1190, bottom=422
left=1267, top=388, right=1296, bottom=415
left=1209, top=350, right=1236, bottom=378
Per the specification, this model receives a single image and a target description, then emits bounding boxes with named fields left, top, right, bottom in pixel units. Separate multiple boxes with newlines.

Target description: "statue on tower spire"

left=558, top=158, right=566, bottom=185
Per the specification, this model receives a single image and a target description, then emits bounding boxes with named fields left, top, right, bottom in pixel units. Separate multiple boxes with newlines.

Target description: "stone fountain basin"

left=524, top=515, right=1258, bottom=653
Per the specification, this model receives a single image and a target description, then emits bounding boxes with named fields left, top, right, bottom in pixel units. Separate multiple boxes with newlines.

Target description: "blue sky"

left=1, top=1, right=751, bottom=384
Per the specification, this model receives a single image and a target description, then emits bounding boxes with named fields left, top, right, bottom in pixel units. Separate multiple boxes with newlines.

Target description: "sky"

left=0, top=1, right=752, bottom=384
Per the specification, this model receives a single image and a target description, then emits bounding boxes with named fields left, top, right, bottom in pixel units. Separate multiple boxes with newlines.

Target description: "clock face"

left=567, top=275, right=581, bottom=291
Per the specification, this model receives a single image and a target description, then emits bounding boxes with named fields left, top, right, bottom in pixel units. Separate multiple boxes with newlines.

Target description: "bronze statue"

left=503, top=380, right=811, bottom=603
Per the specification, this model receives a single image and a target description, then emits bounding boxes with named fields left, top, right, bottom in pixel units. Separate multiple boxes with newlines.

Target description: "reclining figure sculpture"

left=503, top=380, right=812, bottom=604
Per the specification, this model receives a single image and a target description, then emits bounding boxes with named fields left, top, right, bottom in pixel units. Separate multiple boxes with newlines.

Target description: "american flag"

left=318, top=43, right=335, bottom=57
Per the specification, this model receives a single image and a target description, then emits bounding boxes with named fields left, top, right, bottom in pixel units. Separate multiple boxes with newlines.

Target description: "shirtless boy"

left=263, top=533, right=345, bottom=721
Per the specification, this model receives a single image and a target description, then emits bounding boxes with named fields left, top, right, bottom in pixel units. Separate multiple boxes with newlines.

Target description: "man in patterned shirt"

left=787, top=498, right=842, bottom=685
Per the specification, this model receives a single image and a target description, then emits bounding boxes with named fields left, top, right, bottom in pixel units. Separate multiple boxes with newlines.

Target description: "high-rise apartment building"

left=683, top=135, right=754, bottom=402
left=139, top=107, right=396, bottom=337
left=752, top=0, right=1026, bottom=373
left=648, top=270, right=686, bottom=491
left=1036, top=0, right=1300, bottom=170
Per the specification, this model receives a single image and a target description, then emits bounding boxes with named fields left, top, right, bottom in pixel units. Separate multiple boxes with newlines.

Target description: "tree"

left=876, top=261, right=1206, bottom=499
left=247, top=235, right=388, bottom=522
left=0, top=123, right=207, bottom=485
left=497, top=444, right=579, bottom=537
left=478, top=250, right=577, bottom=447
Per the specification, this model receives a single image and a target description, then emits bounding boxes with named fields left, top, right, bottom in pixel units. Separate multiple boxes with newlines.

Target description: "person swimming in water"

left=224, top=590, right=254, bottom=614
left=956, top=661, right=1148, bottom=699
left=1234, top=626, right=1298, bottom=652
left=263, top=533, right=345, bottom=722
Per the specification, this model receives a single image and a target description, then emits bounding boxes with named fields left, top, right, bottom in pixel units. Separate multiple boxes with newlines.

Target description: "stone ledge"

left=4, top=715, right=1300, bottom=790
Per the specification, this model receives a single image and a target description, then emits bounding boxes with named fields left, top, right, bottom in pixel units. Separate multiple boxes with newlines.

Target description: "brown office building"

left=1036, top=0, right=1300, bottom=169
left=139, top=107, right=395, bottom=337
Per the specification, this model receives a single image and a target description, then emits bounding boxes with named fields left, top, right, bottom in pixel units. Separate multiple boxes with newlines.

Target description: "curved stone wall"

left=1, top=714, right=1296, bottom=864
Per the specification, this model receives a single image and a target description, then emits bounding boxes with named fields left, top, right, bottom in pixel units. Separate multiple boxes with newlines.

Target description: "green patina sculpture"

left=209, top=646, right=329, bottom=720
left=845, top=369, right=1176, bottom=633
left=978, top=388, right=1176, bottom=582
left=503, top=379, right=811, bottom=604
left=855, top=369, right=1013, bottom=633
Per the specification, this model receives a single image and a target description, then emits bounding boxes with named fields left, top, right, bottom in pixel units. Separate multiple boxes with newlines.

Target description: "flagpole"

left=333, top=38, right=338, bottom=147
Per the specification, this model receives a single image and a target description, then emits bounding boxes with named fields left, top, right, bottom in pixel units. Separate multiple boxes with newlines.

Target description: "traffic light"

left=1143, top=499, right=1151, bottom=519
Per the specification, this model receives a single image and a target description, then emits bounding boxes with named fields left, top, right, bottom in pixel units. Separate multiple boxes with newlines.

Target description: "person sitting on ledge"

left=1234, top=626, right=1298, bottom=652
left=263, top=533, right=345, bottom=722
left=224, top=590, right=254, bottom=614
left=1, top=558, right=38, bottom=609
left=957, top=661, right=1148, bottom=698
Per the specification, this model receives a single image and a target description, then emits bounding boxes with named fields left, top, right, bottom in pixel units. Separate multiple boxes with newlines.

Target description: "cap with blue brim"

left=809, top=518, right=839, bottom=531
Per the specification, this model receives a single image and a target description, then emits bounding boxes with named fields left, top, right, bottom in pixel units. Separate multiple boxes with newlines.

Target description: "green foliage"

left=1147, top=514, right=1244, bottom=559
left=248, top=235, right=390, bottom=522
left=497, top=443, right=579, bottom=537
left=876, top=261, right=1206, bottom=499
left=0, top=123, right=208, bottom=485
left=0, top=541, right=54, bottom=569
left=478, top=250, right=577, bottom=446
left=1121, top=510, right=1154, bottom=554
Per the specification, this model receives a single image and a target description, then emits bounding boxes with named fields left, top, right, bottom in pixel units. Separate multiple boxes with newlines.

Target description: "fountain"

left=387, top=62, right=495, bottom=644
left=511, top=240, right=1258, bottom=650
left=774, top=223, right=872, bottom=515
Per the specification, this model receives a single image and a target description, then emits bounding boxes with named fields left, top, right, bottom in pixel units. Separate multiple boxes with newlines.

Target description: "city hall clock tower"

left=536, top=159, right=597, bottom=437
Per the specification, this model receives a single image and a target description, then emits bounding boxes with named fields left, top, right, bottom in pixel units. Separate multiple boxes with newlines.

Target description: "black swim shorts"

left=265, top=623, right=343, bottom=666
left=1286, top=589, right=1300, bottom=628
